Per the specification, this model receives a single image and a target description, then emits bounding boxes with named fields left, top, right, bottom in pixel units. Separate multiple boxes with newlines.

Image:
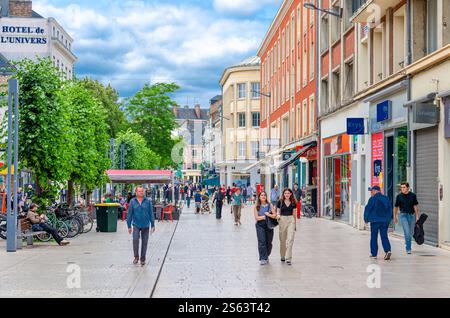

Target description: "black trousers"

left=40, top=223, right=63, bottom=245
left=216, top=203, right=223, bottom=219
left=256, top=220, right=274, bottom=261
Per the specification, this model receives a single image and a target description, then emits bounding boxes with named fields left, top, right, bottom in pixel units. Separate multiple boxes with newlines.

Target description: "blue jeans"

left=370, top=222, right=391, bottom=257
left=400, top=213, right=416, bottom=252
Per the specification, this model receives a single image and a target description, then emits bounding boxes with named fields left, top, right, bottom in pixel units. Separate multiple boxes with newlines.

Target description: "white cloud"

left=32, top=0, right=275, bottom=106
left=213, top=0, right=279, bottom=15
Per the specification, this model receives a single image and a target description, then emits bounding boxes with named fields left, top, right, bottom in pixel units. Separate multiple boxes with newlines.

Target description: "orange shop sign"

left=324, top=134, right=350, bottom=156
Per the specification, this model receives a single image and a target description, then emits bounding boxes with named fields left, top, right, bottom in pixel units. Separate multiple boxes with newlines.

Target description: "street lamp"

left=303, top=2, right=343, bottom=18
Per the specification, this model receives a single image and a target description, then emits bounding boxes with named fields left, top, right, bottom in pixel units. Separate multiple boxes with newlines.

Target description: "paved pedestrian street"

left=1, top=204, right=450, bottom=298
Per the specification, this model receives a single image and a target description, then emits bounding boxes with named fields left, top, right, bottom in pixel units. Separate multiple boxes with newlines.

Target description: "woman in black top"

left=276, top=188, right=297, bottom=265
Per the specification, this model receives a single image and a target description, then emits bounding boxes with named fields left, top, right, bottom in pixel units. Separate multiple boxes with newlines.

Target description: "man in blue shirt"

left=364, top=186, right=393, bottom=260
left=194, top=190, right=202, bottom=214
left=127, top=187, right=155, bottom=266
left=270, top=185, right=281, bottom=206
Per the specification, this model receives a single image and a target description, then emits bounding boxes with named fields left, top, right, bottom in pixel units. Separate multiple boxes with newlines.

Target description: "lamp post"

left=303, top=2, right=343, bottom=18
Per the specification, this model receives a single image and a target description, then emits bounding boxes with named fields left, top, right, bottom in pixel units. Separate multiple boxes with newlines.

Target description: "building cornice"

left=405, top=44, right=450, bottom=76
left=257, top=0, right=293, bottom=57
left=219, top=65, right=261, bottom=87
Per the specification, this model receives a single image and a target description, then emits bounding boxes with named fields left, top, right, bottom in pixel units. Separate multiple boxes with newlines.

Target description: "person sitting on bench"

left=27, top=204, right=70, bottom=246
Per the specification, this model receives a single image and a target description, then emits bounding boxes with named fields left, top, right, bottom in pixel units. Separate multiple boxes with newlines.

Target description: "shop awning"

left=278, top=141, right=317, bottom=170
left=202, top=176, right=220, bottom=187
left=106, top=170, right=172, bottom=184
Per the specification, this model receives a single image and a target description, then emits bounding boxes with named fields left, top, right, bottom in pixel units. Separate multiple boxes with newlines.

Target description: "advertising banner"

left=371, top=132, right=384, bottom=189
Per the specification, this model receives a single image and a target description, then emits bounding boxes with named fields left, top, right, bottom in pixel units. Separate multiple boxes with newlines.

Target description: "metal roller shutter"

left=415, top=127, right=439, bottom=245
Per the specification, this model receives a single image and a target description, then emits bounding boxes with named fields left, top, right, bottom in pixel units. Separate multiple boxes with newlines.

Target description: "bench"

left=19, top=219, right=47, bottom=246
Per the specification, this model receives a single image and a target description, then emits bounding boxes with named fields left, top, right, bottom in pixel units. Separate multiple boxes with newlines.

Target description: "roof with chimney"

left=173, top=106, right=208, bottom=121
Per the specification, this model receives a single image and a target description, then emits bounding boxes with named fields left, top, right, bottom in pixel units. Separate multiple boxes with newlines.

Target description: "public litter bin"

left=95, top=204, right=120, bottom=232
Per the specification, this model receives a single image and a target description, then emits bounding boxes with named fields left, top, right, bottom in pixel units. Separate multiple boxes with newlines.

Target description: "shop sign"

left=445, top=98, right=450, bottom=138
left=0, top=25, right=47, bottom=45
left=413, top=102, right=439, bottom=125
left=347, top=118, right=365, bottom=135
left=371, top=132, right=384, bottom=189
left=324, top=134, right=350, bottom=157
left=376, top=100, right=391, bottom=122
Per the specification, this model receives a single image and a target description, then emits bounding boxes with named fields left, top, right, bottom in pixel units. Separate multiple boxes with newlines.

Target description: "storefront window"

left=324, top=158, right=333, bottom=218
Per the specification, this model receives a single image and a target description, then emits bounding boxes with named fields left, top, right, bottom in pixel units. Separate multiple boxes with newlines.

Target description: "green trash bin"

left=95, top=204, right=120, bottom=232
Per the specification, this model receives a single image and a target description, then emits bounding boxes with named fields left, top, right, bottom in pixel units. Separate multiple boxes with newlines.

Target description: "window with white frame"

left=282, top=116, right=289, bottom=145
left=238, top=83, right=246, bottom=99
left=309, top=95, right=315, bottom=133
left=251, top=141, right=259, bottom=159
left=302, top=100, right=308, bottom=136
left=252, top=82, right=260, bottom=98
left=192, top=149, right=197, bottom=158
left=252, top=112, right=260, bottom=127
left=238, top=142, right=246, bottom=159
left=310, top=38, right=315, bottom=80
left=238, top=113, right=246, bottom=127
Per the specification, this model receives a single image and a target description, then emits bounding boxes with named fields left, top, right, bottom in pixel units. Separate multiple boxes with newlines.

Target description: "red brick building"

left=257, top=0, right=319, bottom=214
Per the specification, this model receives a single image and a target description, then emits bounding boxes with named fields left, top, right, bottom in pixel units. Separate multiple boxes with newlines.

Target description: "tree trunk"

left=67, top=179, right=74, bottom=207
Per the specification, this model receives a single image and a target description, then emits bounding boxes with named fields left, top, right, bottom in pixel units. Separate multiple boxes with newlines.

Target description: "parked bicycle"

left=301, top=199, right=317, bottom=218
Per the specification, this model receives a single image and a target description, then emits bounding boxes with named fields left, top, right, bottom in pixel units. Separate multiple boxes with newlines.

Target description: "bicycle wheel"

left=66, top=218, right=81, bottom=238
left=305, top=206, right=314, bottom=218
left=82, top=215, right=94, bottom=234
left=56, top=220, right=69, bottom=238
left=75, top=215, right=84, bottom=235
left=36, top=232, right=52, bottom=242
left=0, top=225, right=7, bottom=240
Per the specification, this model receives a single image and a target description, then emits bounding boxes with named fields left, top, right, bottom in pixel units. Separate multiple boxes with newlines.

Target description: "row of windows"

left=52, top=26, right=72, bottom=51
left=261, top=4, right=315, bottom=116
left=237, top=82, right=260, bottom=99
left=52, top=56, right=72, bottom=79
left=237, top=112, right=260, bottom=128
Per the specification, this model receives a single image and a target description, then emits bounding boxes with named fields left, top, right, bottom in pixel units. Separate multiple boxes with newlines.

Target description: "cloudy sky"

left=34, top=0, right=281, bottom=107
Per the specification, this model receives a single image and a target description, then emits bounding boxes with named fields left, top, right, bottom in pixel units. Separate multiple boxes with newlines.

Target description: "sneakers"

left=260, top=260, right=268, bottom=265
left=286, top=260, right=292, bottom=265
left=384, top=251, right=392, bottom=260
left=60, top=240, right=70, bottom=246
left=407, top=250, right=412, bottom=255
left=370, top=255, right=377, bottom=259
left=140, top=260, right=146, bottom=266
left=133, top=257, right=139, bottom=265
left=281, top=258, right=286, bottom=262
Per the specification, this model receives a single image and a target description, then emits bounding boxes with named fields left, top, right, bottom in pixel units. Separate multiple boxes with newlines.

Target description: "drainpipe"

left=316, top=0, right=322, bottom=217
left=406, top=0, right=414, bottom=190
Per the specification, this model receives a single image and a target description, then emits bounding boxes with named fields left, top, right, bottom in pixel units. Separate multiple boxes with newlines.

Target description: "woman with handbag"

left=254, top=191, right=278, bottom=265
left=276, top=188, right=298, bottom=265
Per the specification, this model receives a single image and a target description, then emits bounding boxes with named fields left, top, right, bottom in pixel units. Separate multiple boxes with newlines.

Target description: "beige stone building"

left=218, top=56, right=261, bottom=187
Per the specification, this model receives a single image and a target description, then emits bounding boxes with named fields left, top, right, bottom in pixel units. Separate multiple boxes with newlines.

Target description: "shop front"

left=405, top=93, right=440, bottom=245
left=323, top=134, right=351, bottom=223
left=366, top=84, right=409, bottom=234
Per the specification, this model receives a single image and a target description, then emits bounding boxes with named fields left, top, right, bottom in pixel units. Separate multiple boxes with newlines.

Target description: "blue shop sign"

left=347, top=118, right=365, bottom=135
left=377, top=100, right=392, bottom=122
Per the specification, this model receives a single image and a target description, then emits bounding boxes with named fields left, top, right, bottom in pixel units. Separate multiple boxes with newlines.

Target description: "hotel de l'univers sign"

left=1, top=25, right=47, bottom=44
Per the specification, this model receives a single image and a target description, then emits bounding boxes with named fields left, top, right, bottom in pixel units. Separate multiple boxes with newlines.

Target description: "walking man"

left=364, top=186, right=392, bottom=260
left=127, top=187, right=156, bottom=266
left=213, top=188, right=225, bottom=219
left=270, top=184, right=280, bottom=206
left=394, top=182, right=420, bottom=254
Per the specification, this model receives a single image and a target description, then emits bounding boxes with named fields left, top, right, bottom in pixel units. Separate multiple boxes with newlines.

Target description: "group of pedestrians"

left=364, top=182, right=421, bottom=260
left=254, top=186, right=298, bottom=266
left=124, top=179, right=422, bottom=268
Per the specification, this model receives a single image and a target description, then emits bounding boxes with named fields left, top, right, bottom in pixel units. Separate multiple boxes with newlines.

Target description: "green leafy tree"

left=80, top=78, right=128, bottom=138
left=126, top=83, right=179, bottom=168
left=60, top=81, right=111, bottom=206
left=2, top=58, right=73, bottom=205
left=115, top=129, right=160, bottom=170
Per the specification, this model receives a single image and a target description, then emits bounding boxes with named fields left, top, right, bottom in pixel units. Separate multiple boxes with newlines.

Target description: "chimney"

left=8, top=0, right=32, bottom=17
left=194, top=104, right=201, bottom=119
